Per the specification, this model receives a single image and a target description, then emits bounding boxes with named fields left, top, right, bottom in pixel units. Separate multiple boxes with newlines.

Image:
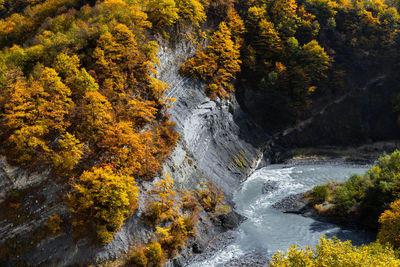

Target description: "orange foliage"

left=97, top=121, right=161, bottom=179
left=180, top=20, right=241, bottom=98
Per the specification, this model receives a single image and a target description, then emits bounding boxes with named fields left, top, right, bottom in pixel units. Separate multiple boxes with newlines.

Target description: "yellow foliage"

left=98, top=121, right=160, bottom=178
left=378, top=199, right=400, bottom=249
left=130, top=242, right=165, bottom=267
left=130, top=246, right=148, bottom=267
left=69, top=166, right=139, bottom=244
left=270, top=236, right=400, bottom=266
left=195, top=180, right=225, bottom=213
left=127, top=98, right=158, bottom=127
left=226, top=8, right=245, bottom=42
left=0, top=0, right=182, bottom=246
left=145, top=241, right=165, bottom=267
left=2, top=67, right=74, bottom=166
left=155, top=174, right=176, bottom=212
left=144, top=174, right=177, bottom=226
left=45, top=214, right=63, bottom=235
left=176, top=0, right=206, bottom=26
left=51, top=132, right=83, bottom=173
left=156, top=216, right=192, bottom=257
left=145, top=0, right=180, bottom=28
left=78, top=91, right=113, bottom=140
left=54, top=53, right=99, bottom=98
left=180, top=21, right=241, bottom=98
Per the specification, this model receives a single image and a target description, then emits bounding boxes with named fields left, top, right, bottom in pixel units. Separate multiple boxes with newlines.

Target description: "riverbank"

left=279, top=140, right=400, bottom=165
left=185, top=162, right=373, bottom=267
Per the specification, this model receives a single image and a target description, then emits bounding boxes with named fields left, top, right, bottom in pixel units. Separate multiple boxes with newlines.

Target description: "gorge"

left=1, top=0, right=400, bottom=266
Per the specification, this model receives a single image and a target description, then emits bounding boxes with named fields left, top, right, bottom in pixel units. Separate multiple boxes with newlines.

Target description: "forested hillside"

left=1, top=0, right=400, bottom=266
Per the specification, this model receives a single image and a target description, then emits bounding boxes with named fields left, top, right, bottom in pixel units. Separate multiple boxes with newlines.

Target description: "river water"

left=190, top=164, right=375, bottom=266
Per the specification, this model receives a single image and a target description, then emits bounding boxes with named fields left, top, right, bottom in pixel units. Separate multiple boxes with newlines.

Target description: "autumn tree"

left=300, top=40, right=330, bottom=83
left=144, top=174, right=177, bottom=226
left=54, top=53, right=98, bottom=99
left=126, top=97, right=158, bottom=128
left=378, top=199, right=400, bottom=249
left=69, top=166, right=139, bottom=244
left=156, top=215, right=193, bottom=257
left=296, top=5, right=320, bottom=43
left=145, top=241, right=165, bottom=267
left=76, top=91, right=113, bottom=141
left=270, top=0, right=299, bottom=39
left=145, top=0, right=179, bottom=28
left=226, top=7, right=245, bottom=43
left=155, top=174, right=176, bottom=212
left=98, top=121, right=160, bottom=178
left=99, top=0, right=151, bottom=36
left=92, top=23, right=163, bottom=113
left=51, top=132, right=83, bottom=173
left=176, top=0, right=206, bottom=26
left=180, top=21, right=241, bottom=98
left=306, top=0, right=338, bottom=28
left=0, top=0, right=181, bottom=249
left=2, top=67, right=73, bottom=166
left=256, top=19, right=283, bottom=60
left=205, top=22, right=241, bottom=95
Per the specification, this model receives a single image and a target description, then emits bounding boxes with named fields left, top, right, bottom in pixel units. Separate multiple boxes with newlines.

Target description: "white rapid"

left=190, top=164, right=374, bottom=267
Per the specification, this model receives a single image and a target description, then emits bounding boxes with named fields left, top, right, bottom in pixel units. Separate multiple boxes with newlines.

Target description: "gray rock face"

left=262, top=180, right=279, bottom=194
left=272, top=193, right=309, bottom=214
left=223, top=253, right=267, bottom=267
left=0, top=155, right=51, bottom=202
left=0, top=41, right=266, bottom=266
left=158, top=43, right=266, bottom=200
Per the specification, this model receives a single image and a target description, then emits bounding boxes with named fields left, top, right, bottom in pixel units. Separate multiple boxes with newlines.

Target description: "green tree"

left=54, top=53, right=98, bottom=99
left=300, top=40, right=330, bottom=82
left=306, top=0, right=338, bottom=27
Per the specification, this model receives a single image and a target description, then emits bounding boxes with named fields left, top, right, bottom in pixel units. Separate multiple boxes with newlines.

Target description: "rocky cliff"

left=0, top=41, right=267, bottom=266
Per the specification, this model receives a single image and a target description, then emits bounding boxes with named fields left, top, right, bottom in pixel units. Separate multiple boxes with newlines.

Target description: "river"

left=189, top=164, right=375, bottom=266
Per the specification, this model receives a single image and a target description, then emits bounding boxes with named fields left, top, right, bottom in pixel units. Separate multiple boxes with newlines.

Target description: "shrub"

left=270, top=236, right=400, bottom=266
left=144, top=202, right=175, bottom=227
left=144, top=174, right=177, bottom=226
left=130, top=246, right=148, bottom=267
left=155, top=214, right=196, bottom=257
left=215, top=204, right=231, bottom=214
left=195, top=180, right=225, bottom=213
left=156, top=224, right=186, bottom=257
left=145, top=241, right=165, bottom=267
left=45, top=214, right=63, bottom=235
left=181, top=191, right=199, bottom=212
left=330, top=151, right=400, bottom=223
left=308, top=184, right=330, bottom=204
